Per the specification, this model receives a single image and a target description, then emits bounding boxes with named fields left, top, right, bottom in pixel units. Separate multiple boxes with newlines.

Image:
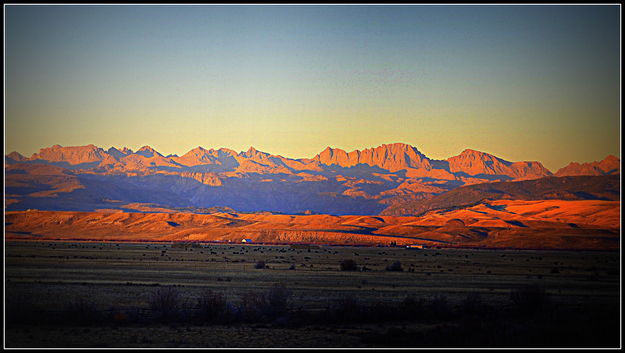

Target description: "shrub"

left=386, top=261, right=403, bottom=271
left=236, top=283, right=292, bottom=323
left=263, top=283, right=291, bottom=319
left=149, top=286, right=181, bottom=321
left=196, top=290, right=230, bottom=323
left=254, top=261, right=266, bottom=269
left=339, top=259, right=359, bottom=271
left=327, top=295, right=363, bottom=323
left=238, top=291, right=267, bottom=322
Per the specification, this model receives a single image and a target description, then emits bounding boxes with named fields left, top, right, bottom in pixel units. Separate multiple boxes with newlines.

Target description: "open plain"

left=5, top=240, right=620, bottom=348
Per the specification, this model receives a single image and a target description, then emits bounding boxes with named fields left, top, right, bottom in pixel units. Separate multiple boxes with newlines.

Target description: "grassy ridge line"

left=381, top=175, right=620, bottom=216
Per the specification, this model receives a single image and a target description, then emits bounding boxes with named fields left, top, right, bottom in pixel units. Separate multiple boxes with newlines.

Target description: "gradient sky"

left=4, top=5, right=621, bottom=171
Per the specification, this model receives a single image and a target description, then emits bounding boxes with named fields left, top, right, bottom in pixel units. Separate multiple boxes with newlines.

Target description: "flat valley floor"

left=4, top=241, right=621, bottom=348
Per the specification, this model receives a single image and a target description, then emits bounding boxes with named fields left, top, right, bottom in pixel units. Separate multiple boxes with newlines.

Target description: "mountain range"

left=5, top=143, right=620, bottom=215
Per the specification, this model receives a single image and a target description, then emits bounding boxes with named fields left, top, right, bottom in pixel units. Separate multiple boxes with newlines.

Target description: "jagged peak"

left=218, top=147, right=238, bottom=155
left=34, top=144, right=107, bottom=156
left=135, top=145, right=162, bottom=158
left=138, top=145, right=157, bottom=152
left=459, top=148, right=488, bottom=156
left=561, top=154, right=620, bottom=167
left=319, top=143, right=424, bottom=158
left=40, top=144, right=100, bottom=151
left=241, top=146, right=270, bottom=158
left=378, top=143, right=425, bottom=156
left=453, top=149, right=507, bottom=162
left=177, top=146, right=213, bottom=162
left=6, top=151, right=26, bottom=161
left=185, top=146, right=209, bottom=155
left=326, top=143, right=418, bottom=151
left=108, top=146, right=133, bottom=154
left=318, top=146, right=337, bottom=156
left=379, top=142, right=414, bottom=149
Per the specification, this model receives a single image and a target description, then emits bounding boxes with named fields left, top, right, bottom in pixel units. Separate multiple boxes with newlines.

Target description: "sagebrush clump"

left=339, top=259, right=359, bottom=271
left=149, top=286, right=182, bottom=321
left=386, top=261, right=403, bottom=271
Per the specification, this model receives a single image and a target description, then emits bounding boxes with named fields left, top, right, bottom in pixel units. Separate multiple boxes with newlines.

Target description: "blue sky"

left=5, top=5, right=621, bottom=170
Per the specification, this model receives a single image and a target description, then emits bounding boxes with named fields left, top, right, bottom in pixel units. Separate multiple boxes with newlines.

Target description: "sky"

left=4, top=4, right=621, bottom=171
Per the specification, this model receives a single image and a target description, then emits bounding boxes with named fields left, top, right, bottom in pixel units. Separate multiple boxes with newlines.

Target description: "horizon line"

left=6, top=141, right=621, bottom=171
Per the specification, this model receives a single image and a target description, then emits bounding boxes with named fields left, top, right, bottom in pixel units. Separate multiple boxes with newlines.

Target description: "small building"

left=406, top=244, right=427, bottom=249
left=241, top=239, right=253, bottom=243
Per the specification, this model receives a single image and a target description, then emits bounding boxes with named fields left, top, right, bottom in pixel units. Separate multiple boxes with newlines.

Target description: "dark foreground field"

left=4, top=241, right=621, bottom=348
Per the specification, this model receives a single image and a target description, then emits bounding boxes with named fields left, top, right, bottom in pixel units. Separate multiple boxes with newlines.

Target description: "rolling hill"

left=380, top=175, right=620, bottom=216
left=5, top=198, right=619, bottom=249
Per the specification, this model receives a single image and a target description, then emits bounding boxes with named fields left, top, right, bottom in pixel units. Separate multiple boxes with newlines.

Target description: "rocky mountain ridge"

left=5, top=143, right=619, bottom=215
